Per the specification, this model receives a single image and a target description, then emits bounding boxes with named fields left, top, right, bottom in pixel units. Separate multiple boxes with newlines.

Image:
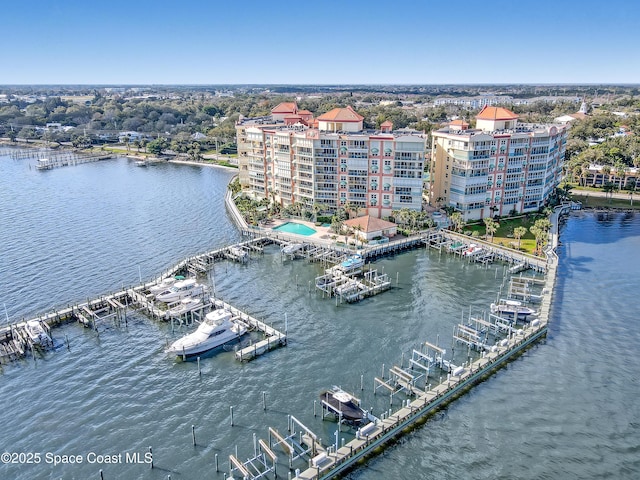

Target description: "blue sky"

left=1, top=0, right=638, bottom=85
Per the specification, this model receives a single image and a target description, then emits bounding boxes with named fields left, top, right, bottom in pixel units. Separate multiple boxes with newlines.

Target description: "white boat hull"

left=167, top=310, right=247, bottom=357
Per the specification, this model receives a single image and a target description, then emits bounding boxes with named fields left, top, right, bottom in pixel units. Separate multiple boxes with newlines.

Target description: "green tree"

left=513, top=226, right=527, bottom=250
left=483, top=217, right=498, bottom=243
left=147, top=137, right=168, bottom=156
left=450, top=211, right=464, bottom=233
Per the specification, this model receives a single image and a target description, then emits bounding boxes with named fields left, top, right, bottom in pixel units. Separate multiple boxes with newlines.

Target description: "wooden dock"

left=222, top=207, right=563, bottom=479
left=0, top=237, right=282, bottom=363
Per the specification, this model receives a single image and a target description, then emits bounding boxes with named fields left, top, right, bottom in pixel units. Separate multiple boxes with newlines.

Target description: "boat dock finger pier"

left=0, top=237, right=284, bottom=364
left=222, top=243, right=558, bottom=480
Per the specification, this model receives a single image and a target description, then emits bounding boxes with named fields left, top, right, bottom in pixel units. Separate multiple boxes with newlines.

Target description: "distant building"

left=554, top=100, right=589, bottom=124
left=430, top=106, right=568, bottom=220
left=118, top=131, right=145, bottom=143
left=236, top=103, right=426, bottom=218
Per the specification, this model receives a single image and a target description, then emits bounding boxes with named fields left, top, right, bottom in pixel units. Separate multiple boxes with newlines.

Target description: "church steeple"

left=578, top=99, right=588, bottom=115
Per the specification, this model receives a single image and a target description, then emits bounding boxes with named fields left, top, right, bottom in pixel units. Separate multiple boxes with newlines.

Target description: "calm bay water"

left=1, top=147, right=639, bottom=479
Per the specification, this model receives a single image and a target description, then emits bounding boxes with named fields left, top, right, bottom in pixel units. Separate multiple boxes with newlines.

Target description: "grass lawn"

left=462, top=215, right=545, bottom=254
left=571, top=193, right=639, bottom=210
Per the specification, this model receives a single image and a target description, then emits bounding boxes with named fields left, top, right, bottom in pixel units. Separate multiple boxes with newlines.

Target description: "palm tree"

left=530, top=218, right=551, bottom=254
left=513, top=226, right=527, bottom=250
left=601, top=165, right=612, bottom=185
left=330, top=216, right=344, bottom=237
left=450, top=212, right=464, bottom=233
left=614, top=161, right=627, bottom=190
left=483, top=217, right=498, bottom=243
left=353, top=224, right=364, bottom=247
left=312, top=203, right=323, bottom=222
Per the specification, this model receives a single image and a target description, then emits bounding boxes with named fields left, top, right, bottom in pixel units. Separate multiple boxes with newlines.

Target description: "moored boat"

left=490, top=299, right=537, bottom=319
left=149, top=275, right=185, bottom=295
left=24, top=319, right=53, bottom=346
left=166, top=296, right=203, bottom=318
left=319, top=386, right=367, bottom=424
left=282, top=243, right=304, bottom=255
left=167, top=309, right=247, bottom=357
left=462, top=244, right=483, bottom=256
left=156, top=278, right=207, bottom=303
left=228, top=246, right=249, bottom=262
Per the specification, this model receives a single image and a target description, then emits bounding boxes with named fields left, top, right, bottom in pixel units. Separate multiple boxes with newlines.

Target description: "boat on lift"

left=155, top=278, right=207, bottom=303
left=149, top=275, right=185, bottom=295
left=319, top=386, right=367, bottom=425
left=462, top=244, right=483, bottom=256
left=227, top=246, right=249, bottom=262
left=166, top=309, right=247, bottom=357
left=24, top=319, right=53, bottom=346
left=328, top=254, right=364, bottom=274
left=281, top=243, right=304, bottom=255
left=165, top=296, right=203, bottom=318
left=490, top=299, right=537, bottom=319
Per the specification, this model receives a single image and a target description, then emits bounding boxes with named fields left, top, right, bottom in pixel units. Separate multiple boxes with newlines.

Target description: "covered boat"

left=319, top=387, right=366, bottom=424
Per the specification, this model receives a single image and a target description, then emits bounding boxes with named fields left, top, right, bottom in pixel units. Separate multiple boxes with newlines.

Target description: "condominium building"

left=236, top=103, right=426, bottom=218
left=430, top=106, right=567, bottom=220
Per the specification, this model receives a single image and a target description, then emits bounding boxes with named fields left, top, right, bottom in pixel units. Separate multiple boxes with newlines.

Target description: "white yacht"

left=149, top=275, right=184, bottom=295
left=155, top=278, right=206, bottom=303
left=167, top=309, right=247, bottom=357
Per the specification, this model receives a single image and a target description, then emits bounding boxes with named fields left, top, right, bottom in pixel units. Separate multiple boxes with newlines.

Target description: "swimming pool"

left=272, top=222, right=317, bottom=236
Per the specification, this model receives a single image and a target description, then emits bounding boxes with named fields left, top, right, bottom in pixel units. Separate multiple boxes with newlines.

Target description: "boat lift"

left=453, top=323, right=488, bottom=351
left=267, top=415, right=322, bottom=470
left=375, top=362, right=423, bottom=399
left=409, top=340, right=447, bottom=379
left=228, top=433, right=278, bottom=480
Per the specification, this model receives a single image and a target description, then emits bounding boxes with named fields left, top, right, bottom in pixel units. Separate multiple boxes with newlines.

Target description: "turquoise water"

left=272, top=221, right=317, bottom=236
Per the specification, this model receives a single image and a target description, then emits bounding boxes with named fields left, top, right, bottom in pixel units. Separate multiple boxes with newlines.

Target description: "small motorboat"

left=328, top=254, right=364, bottom=274
left=462, top=244, right=483, bottom=256
left=282, top=243, right=304, bottom=255
left=24, top=320, right=53, bottom=346
left=228, top=246, right=249, bottom=262
left=319, top=387, right=367, bottom=424
left=156, top=278, right=207, bottom=303
left=167, top=309, right=247, bottom=357
left=491, top=299, right=536, bottom=319
left=166, top=296, right=203, bottom=318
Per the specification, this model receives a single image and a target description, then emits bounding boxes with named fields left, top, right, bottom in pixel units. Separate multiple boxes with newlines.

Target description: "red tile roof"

left=317, top=106, right=364, bottom=122
left=344, top=215, right=397, bottom=233
left=271, top=102, right=298, bottom=114
left=380, top=120, right=393, bottom=127
left=450, top=119, right=469, bottom=126
left=476, top=106, right=518, bottom=121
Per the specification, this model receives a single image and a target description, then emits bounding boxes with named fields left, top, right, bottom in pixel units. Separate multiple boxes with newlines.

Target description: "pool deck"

left=268, top=219, right=338, bottom=244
